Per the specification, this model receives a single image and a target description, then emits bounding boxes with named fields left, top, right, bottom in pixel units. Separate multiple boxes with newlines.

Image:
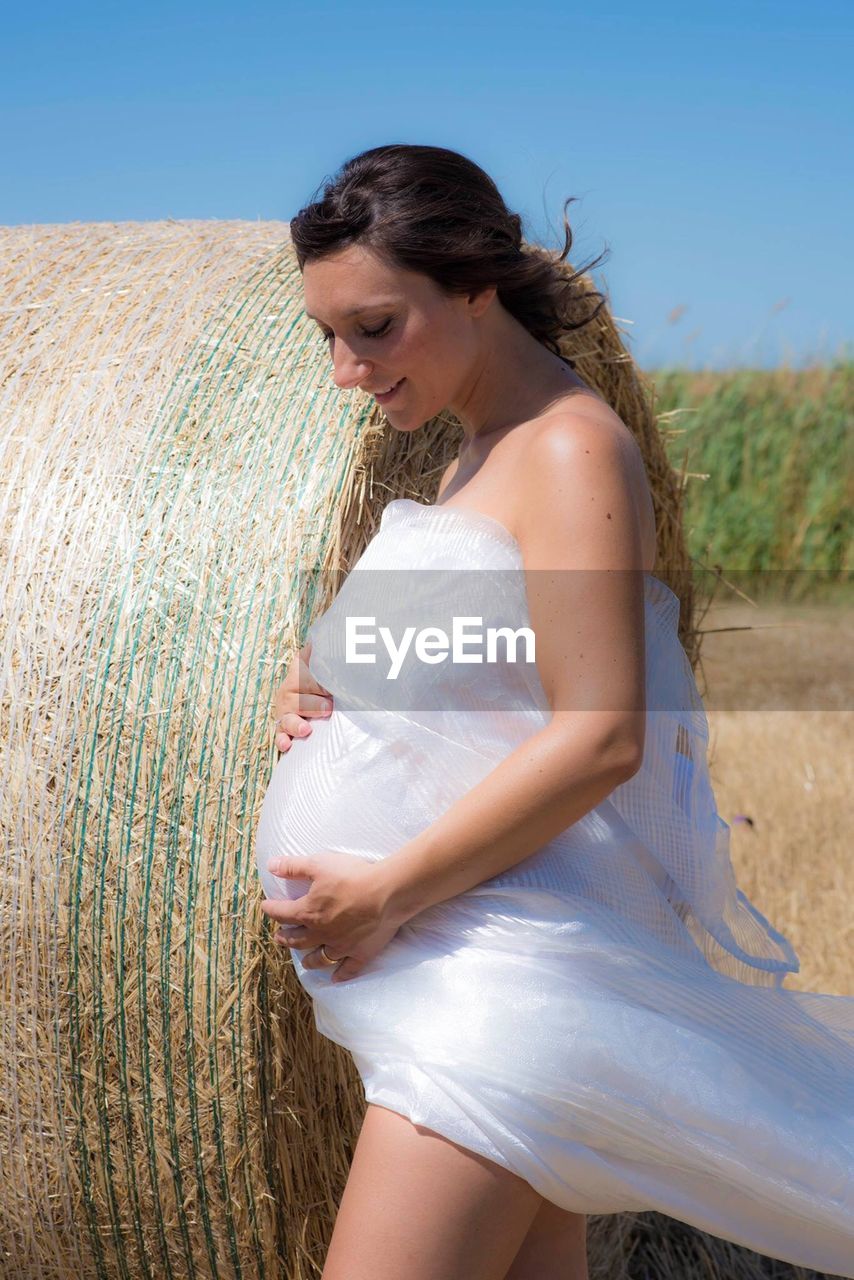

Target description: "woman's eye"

left=316, top=320, right=391, bottom=345
left=361, top=320, right=392, bottom=339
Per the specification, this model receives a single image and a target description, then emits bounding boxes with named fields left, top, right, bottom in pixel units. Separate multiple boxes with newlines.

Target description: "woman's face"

left=302, top=243, right=494, bottom=432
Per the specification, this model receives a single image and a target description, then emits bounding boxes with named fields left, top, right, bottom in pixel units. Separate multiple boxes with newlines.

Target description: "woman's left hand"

left=260, top=851, right=405, bottom=983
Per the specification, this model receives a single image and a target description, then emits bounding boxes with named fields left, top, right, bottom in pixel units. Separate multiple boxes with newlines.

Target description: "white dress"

left=255, top=498, right=854, bottom=1276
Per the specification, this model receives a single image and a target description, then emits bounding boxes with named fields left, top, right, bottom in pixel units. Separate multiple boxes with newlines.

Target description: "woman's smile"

left=373, top=376, right=406, bottom=404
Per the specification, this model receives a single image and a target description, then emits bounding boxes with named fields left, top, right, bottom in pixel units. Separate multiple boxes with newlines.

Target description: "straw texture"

left=0, top=218, right=698, bottom=1277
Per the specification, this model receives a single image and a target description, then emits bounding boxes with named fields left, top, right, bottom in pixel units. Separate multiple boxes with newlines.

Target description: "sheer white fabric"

left=256, top=498, right=854, bottom=1275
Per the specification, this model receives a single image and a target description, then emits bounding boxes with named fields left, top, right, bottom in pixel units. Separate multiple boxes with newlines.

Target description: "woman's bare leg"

left=502, top=1199, right=588, bottom=1280
left=321, top=1103, right=545, bottom=1280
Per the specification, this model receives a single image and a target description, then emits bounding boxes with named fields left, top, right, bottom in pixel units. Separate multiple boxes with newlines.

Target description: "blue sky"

left=3, top=0, right=851, bottom=370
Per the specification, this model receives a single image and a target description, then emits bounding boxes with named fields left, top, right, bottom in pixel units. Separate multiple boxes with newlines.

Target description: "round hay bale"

left=0, top=218, right=697, bottom=1277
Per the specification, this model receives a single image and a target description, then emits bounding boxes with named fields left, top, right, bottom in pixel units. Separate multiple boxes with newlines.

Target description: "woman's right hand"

left=273, top=639, right=334, bottom=752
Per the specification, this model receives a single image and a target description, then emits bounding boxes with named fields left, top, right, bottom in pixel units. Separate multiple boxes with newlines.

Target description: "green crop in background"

left=650, top=358, right=853, bottom=601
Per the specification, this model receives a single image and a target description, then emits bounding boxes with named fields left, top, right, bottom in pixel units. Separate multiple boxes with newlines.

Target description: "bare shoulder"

left=511, top=407, right=654, bottom=570
left=522, top=401, right=644, bottom=474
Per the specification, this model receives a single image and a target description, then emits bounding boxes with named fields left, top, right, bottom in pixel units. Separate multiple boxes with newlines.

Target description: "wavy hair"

left=288, top=143, right=609, bottom=370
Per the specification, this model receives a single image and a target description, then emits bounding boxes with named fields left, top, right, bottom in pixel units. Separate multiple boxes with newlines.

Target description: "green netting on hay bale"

left=0, top=218, right=698, bottom=1279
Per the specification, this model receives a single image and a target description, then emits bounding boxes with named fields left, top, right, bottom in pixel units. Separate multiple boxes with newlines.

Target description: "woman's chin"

left=386, top=414, right=427, bottom=433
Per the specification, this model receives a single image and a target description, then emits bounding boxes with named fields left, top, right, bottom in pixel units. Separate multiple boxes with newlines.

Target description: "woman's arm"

left=378, top=713, right=640, bottom=923
left=376, top=414, right=650, bottom=925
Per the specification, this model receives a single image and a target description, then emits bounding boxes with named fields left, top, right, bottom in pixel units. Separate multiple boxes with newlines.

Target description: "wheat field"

left=701, top=595, right=852, bottom=1000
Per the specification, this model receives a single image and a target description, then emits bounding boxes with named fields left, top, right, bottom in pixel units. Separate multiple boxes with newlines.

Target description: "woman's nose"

left=331, top=345, right=371, bottom=390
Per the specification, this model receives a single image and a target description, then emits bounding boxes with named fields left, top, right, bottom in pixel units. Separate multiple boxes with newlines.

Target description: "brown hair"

left=288, top=143, right=609, bottom=370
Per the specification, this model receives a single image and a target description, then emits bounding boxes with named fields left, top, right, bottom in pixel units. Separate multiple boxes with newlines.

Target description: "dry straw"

left=1, top=219, right=703, bottom=1278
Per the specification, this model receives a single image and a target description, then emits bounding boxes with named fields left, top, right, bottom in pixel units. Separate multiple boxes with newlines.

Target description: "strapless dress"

left=255, top=498, right=854, bottom=1275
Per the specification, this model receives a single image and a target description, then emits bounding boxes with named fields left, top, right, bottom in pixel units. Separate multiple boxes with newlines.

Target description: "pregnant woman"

left=256, top=144, right=854, bottom=1280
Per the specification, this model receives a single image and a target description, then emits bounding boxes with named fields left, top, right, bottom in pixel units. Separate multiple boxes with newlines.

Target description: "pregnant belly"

left=254, top=710, right=498, bottom=904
